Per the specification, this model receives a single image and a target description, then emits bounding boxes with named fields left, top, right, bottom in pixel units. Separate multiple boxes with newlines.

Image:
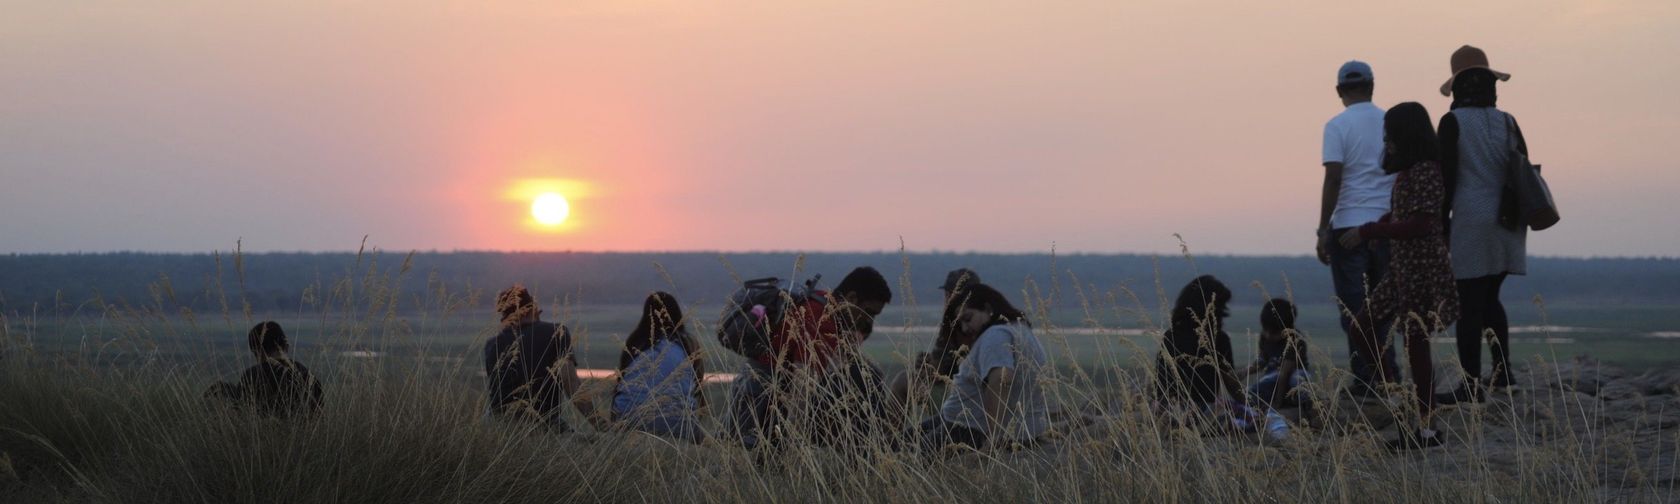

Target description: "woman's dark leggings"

left=1363, top=317, right=1436, bottom=421
left=1456, top=273, right=1512, bottom=387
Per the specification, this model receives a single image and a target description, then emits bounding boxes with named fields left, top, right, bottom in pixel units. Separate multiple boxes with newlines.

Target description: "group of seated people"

left=1150, top=275, right=1314, bottom=439
left=474, top=266, right=1054, bottom=454
left=207, top=267, right=1326, bottom=453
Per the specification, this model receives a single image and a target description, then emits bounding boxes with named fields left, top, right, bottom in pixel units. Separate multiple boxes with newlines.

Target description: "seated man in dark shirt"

left=483, top=285, right=594, bottom=430
left=205, top=321, right=325, bottom=419
left=727, top=267, right=895, bottom=450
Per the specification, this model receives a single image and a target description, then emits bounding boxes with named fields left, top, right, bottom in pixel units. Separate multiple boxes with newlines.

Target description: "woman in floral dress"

left=1339, top=101, right=1460, bottom=450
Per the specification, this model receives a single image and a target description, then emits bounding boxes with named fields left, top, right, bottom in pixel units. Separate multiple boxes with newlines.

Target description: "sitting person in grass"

left=914, top=283, right=1049, bottom=453
left=204, top=321, right=325, bottom=419
left=727, top=267, right=896, bottom=450
left=1242, top=298, right=1315, bottom=439
left=484, top=285, right=596, bottom=431
left=611, top=291, right=707, bottom=443
left=889, top=268, right=983, bottom=417
left=1151, top=276, right=1247, bottom=427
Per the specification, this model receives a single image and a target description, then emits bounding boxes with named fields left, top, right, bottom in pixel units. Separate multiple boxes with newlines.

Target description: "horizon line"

left=4, top=248, right=1676, bottom=261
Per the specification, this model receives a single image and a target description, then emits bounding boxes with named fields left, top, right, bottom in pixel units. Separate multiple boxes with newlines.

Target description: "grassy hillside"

left=4, top=259, right=1679, bottom=502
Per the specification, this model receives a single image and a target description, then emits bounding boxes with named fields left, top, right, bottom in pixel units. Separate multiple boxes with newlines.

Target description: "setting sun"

left=531, top=193, right=570, bottom=226
left=503, top=178, right=592, bottom=234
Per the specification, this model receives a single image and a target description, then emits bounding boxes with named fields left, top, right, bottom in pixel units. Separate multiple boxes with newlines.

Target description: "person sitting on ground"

left=611, top=292, right=707, bottom=443
left=484, top=285, right=594, bottom=431
left=1242, top=298, right=1314, bottom=439
left=915, top=283, right=1049, bottom=453
left=889, top=268, right=982, bottom=414
left=1151, top=276, right=1246, bottom=425
left=805, top=297, right=896, bottom=452
left=204, top=321, right=325, bottom=419
left=727, top=266, right=894, bottom=450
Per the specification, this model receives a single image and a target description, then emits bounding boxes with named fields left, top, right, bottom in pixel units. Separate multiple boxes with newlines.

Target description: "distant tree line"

left=2, top=251, right=1675, bottom=316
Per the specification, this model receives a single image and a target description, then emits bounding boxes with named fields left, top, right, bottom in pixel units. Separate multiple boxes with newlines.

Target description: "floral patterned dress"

left=1362, top=161, right=1461, bottom=330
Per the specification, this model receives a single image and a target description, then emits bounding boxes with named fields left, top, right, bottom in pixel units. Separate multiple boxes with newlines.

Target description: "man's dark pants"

left=1329, top=231, right=1398, bottom=391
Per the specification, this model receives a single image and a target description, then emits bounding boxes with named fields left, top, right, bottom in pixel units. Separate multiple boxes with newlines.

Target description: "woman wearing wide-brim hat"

left=1434, top=45, right=1529, bottom=405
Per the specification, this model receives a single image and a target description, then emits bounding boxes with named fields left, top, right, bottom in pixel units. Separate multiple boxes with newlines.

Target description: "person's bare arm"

left=1268, top=357, right=1300, bottom=410
left=686, top=335, right=709, bottom=413
left=982, top=367, right=1014, bottom=442
left=888, top=355, right=938, bottom=427
left=890, top=370, right=912, bottom=408
left=888, top=370, right=913, bottom=426
left=1221, top=367, right=1247, bottom=406
left=557, top=360, right=584, bottom=408
left=558, top=360, right=607, bottom=428
left=1317, top=163, right=1344, bottom=265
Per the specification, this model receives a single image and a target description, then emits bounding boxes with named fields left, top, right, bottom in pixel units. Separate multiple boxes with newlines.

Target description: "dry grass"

left=0, top=248, right=1675, bottom=503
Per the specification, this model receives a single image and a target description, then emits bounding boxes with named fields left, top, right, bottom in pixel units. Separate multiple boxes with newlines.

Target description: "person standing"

left=1316, top=60, right=1399, bottom=397
left=1435, top=45, right=1529, bottom=404
left=1340, top=102, right=1461, bottom=449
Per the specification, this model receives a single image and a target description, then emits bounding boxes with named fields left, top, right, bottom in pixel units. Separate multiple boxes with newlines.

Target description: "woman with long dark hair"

left=1339, top=101, right=1460, bottom=449
left=1151, top=275, right=1245, bottom=420
left=915, top=283, right=1049, bottom=452
left=1435, top=46, right=1530, bottom=404
left=611, top=291, right=707, bottom=442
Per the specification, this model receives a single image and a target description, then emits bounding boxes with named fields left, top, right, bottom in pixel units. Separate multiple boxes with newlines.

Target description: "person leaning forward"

left=890, top=268, right=983, bottom=414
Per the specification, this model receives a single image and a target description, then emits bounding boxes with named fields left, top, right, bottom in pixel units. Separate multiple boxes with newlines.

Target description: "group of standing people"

left=1314, top=45, right=1534, bottom=447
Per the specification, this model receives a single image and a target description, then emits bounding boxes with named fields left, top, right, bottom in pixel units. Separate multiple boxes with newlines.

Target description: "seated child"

left=205, top=321, right=325, bottom=418
left=1244, top=298, right=1313, bottom=439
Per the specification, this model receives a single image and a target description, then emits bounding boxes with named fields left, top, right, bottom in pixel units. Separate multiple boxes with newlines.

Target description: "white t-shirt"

left=939, top=322, right=1049, bottom=442
left=1321, top=102, right=1394, bottom=229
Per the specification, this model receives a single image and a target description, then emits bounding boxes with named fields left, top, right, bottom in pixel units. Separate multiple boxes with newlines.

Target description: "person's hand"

left=1338, top=228, right=1363, bottom=249
left=586, top=411, right=614, bottom=431
left=1315, top=232, right=1332, bottom=265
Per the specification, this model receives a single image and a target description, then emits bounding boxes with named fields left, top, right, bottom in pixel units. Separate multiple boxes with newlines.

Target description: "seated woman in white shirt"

left=914, top=283, right=1050, bottom=453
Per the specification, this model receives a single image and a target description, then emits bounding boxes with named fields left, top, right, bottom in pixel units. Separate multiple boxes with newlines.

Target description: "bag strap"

left=1503, top=112, right=1519, bottom=155
left=744, top=277, right=780, bottom=289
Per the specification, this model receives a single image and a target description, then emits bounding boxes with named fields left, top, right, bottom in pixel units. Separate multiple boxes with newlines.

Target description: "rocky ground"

left=1043, top=356, right=1680, bottom=501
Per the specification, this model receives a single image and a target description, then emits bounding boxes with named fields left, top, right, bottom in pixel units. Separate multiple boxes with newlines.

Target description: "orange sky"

left=2, top=1, right=1676, bottom=256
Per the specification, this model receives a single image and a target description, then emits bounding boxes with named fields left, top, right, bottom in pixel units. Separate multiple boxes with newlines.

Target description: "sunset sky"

left=3, top=1, right=1675, bottom=256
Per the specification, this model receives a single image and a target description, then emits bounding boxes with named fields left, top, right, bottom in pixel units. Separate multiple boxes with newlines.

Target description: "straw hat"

left=1440, top=45, right=1511, bottom=96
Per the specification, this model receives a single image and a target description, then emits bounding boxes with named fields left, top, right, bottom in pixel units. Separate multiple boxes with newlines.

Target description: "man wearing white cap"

left=1316, top=60, right=1398, bottom=397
